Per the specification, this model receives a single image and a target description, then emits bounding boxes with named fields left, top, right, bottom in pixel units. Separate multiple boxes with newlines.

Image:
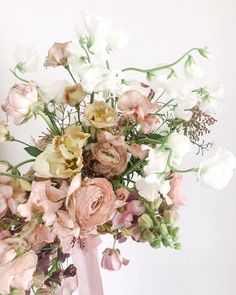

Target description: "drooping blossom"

left=128, top=143, right=149, bottom=160
left=44, top=42, right=71, bottom=68
left=115, top=187, right=130, bottom=208
left=101, top=248, right=129, bottom=271
left=91, top=131, right=128, bottom=177
left=2, top=82, right=38, bottom=125
left=168, top=174, right=187, bottom=208
left=63, top=83, right=86, bottom=106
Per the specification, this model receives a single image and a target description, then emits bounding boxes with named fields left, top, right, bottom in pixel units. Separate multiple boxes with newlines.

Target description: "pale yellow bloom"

left=0, top=122, right=9, bottom=143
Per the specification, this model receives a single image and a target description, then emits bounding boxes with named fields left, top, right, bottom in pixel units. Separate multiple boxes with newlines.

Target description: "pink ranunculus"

left=72, top=178, right=116, bottom=230
left=44, top=42, right=71, bottom=68
left=0, top=250, right=37, bottom=294
left=128, top=143, right=149, bottom=160
left=112, top=200, right=145, bottom=230
left=17, top=180, right=67, bottom=226
left=101, top=248, right=129, bottom=271
left=168, top=174, right=187, bottom=209
left=2, top=82, right=38, bottom=125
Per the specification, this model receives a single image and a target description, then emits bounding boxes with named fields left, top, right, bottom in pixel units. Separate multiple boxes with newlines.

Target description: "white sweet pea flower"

left=167, top=132, right=193, bottom=166
left=46, top=80, right=71, bottom=103
left=94, top=70, right=123, bottom=94
left=198, top=147, right=236, bottom=190
left=199, top=82, right=224, bottom=115
left=136, top=174, right=171, bottom=202
left=107, top=30, right=129, bottom=51
left=144, top=147, right=170, bottom=175
left=184, top=56, right=205, bottom=79
left=14, top=46, right=38, bottom=73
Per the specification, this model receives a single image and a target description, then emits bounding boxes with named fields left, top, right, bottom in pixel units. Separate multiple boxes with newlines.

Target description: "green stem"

left=10, top=137, right=32, bottom=147
left=14, top=159, right=35, bottom=170
left=81, top=45, right=91, bottom=62
left=0, top=172, right=34, bottom=182
left=171, top=167, right=199, bottom=173
left=64, top=64, right=77, bottom=83
left=10, top=69, right=29, bottom=83
left=156, top=99, right=174, bottom=114
left=122, top=48, right=200, bottom=73
left=90, top=92, right=95, bottom=104
left=38, top=111, right=58, bottom=136
left=123, top=159, right=145, bottom=177
left=18, top=214, right=41, bottom=240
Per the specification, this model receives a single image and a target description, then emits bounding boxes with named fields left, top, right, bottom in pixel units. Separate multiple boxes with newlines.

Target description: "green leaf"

left=24, top=146, right=42, bottom=157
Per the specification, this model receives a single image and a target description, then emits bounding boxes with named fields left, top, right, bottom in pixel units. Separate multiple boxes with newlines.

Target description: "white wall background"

left=0, top=0, right=236, bottom=294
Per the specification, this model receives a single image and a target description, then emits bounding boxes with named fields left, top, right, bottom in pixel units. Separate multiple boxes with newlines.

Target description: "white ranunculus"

left=144, top=147, right=170, bottom=175
left=136, top=174, right=171, bottom=202
left=184, top=63, right=205, bottom=79
left=167, top=132, right=193, bottom=166
left=198, top=147, right=236, bottom=190
left=14, top=46, right=38, bottom=73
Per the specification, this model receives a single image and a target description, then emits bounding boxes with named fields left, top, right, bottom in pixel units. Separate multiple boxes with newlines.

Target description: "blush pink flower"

left=72, top=178, right=116, bottom=230
left=117, top=90, right=159, bottom=133
left=55, top=276, right=78, bottom=295
left=2, top=82, right=38, bottom=125
left=128, top=143, right=149, bottom=160
left=101, top=248, right=129, bottom=271
left=91, top=131, right=128, bottom=177
left=115, top=187, right=130, bottom=208
left=168, top=174, right=187, bottom=209
left=0, top=250, right=37, bottom=294
left=112, top=200, right=145, bottom=230
left=17, top=180, right=67, bottom=226
left=44, top=42, right=71, bottom=68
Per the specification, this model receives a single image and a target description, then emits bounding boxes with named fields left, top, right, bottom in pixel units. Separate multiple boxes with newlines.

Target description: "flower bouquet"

left=0, top=12, right=235, bottom=295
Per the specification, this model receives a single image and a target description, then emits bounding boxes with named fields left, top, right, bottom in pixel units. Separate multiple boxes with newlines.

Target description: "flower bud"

left=0, top=122, right=10, bottom=143
left=101, top=248, right=129, bottom=271
left=138, top=213, right=153, bottom=229
left=142, top=229, right=155, bottom=243
left=174, top=242, right=182, bottom=250
left=159, top=223, right=168, bottom=236
left=150, top=238, right=161, bottom=249
left=163, top=210, right=179, bottom=224
left=172, top=227, right=180, bottom=242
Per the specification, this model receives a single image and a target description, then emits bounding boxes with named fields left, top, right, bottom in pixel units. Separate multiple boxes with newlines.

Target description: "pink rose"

left=0, top=250, right=37, bottom=294
left=91, top=131, right=128, bottom=177
left=117, top=90, right=159, bottom=133
left=44, top=42, right=71, bottom=68
left=2, top=82, right=38, bottom=125
left=168, top=174, right=187, bottom=209
left=72, top=178, right=116, bottom=230
left=101, top=248, right=129, bottom=271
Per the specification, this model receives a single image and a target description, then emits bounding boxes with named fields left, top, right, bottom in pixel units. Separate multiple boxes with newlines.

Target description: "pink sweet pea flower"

left=101, top=248, right=129, bottom=271
left=168, top=174, right=187, bottom=209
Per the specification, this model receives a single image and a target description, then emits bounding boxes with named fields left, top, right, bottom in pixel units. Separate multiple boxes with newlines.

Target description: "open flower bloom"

left=71, top=177, right=116, bottom=230
left=91, top=131, right=128, bottom=177
left=128, top=143, right=149, bottom=160
left=198, top=147, right=236, bottom=190
left=2, top=82, right=38, bottom=125
left=101, top=248, right=129, bottom=271
left=168, top=174, right=186, bottom=208
left=17, top=180, right=67, bottom=226
left=84, top=101, right=118, bottom=128
left=33, top=126, right=90, bottom=178
left=63, top=83, right=86, bottom=106
left=0, top=250, right=37, bottom=294
left=14, top=46, right=38, bottom=73
left=0, top=122, right=9, bottom=143
left=44, top=42, right=71, bottom=68
left=117, top=90, right=159, bottom=134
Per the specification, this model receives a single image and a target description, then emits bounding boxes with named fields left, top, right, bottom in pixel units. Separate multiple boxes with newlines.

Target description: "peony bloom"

left=84, top=101, right=118, bottom=128
left=198, top=147, right=236, bottom=190
left=166, top=132, right=192, bottom=166
left=63, top=83, right=86, bottom=106
left=168, top=174, right=186, bottom=208
left=117, top=90, right=159, bottom=133
left=0, top=250, right=37, bottom=294
left=101, top=248, right=129, bottom=271
left=72, top=178, right=116, bottom=230
left=0, top=122, right=10, bottom=143
left=128, top=143, right=149, bottom=160
left=17, top=180, right=67, bottom=226
left=33, top=126, right=90, bottom=178
left=44, top=42, right=71, bottom=68
left=2, top=82, right=38, bottom=125
left=14, top=46, right=38, bottom=73
left=91, top=131, right=128, bottom=177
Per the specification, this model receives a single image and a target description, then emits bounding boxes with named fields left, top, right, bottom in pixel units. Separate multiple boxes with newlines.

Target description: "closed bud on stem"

left=160, top=223, right=168, bottom=236
left=142, top=229, right=155, bottom=243
left=172, top=227, right=180, bottom=242
left=163, top=210, right=179, bottom=224
left=150, top=238, right=161, bottom=249
left=138, top=213, right=153, bottom=229
left=174, top=242, right=182, bottom=250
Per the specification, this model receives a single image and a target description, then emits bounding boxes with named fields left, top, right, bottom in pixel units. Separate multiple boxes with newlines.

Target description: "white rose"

left=14, top=46, right=38, bottom=73
left=198, top=147, right=236, bottom=190
left=136, top=174, right=171, bottom=202
left=167, top=132, right=193, bottom=166
left=144, top=148, right=170, bottom=175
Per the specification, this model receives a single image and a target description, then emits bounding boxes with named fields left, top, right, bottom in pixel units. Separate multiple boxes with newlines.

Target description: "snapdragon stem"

left=121, top=48, right=200, bottom=73
left=0, top=172, right=34, bottom=182
left=38, top=111, right=58, bottom=136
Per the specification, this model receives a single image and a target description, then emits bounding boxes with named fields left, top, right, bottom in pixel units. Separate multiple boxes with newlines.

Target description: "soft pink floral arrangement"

left=0, top=13, right=235, bottom=295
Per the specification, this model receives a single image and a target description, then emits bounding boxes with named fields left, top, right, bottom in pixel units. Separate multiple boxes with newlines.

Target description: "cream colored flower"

left=0, top=122, right=9, bottom=143
left=84, top=101, right=118, bottom=128
left=33, top=126, right=90, bottom=178
left=63, top=84, right=86, bottom=106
